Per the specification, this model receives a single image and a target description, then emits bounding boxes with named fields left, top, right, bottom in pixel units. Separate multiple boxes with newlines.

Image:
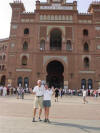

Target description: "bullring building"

left=0, top=0, right=100, bottom=89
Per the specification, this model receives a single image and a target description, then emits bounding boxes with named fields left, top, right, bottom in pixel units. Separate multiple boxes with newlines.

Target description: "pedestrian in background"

left=82, top=89, right=88, bottom=104
left=55, top=88, right=59, bottom=102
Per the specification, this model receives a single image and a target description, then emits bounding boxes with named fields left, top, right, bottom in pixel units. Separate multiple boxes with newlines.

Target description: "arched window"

left=24, top=28, right=29, bottom=35
left=83, top=29, right=88, bottom=36
left=84, top=57, right=89, bottom=68
left=0, top=65, right=1, bottom=70
left=0, top=56, right=2, bottom=60
left=81, top=79, right=86, bottom=89
left=88, top=79, right=93, bottom=89
left=22, top=56, right=27, bottom=66
left=17, top=77, right=23, bottom=87
left=50, top=29, right=62, bottom=50
left=40, top=40, right=45, bottom=50
left=3, top=55, right=6, bottom=60
left=23, top=41, right=28, bottom=50
left=24, top=77, right=29, bottom=87
left=1, top=75, right=6, bottom=85
left=2, top=65, right=5, bottom=70
left=84, top=42, right=89, bottom=52
left=66, top=40, right=72, bottom=51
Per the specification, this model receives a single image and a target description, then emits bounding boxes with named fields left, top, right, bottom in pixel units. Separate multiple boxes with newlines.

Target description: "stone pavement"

left=0, top=94, right=100, bottom=133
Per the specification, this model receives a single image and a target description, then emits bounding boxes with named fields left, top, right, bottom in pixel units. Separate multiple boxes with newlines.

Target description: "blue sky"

left=0, top=0, right=95, bottom=39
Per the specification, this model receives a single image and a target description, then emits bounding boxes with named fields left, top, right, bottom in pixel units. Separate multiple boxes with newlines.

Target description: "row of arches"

left=0, top=45, right=7, bottom=51
left=22, top=40, right=89, bottom=52
left=21, top=55, right=90, bottom=68
left=40, top=39, right=89, bottom=51
left=40, top=39, right=72, bottom=51
left=23, top=28, right=89, bottom=36
left=17, top=77, right=29, bottom=87
left=23, top=28, right=89, bottom=51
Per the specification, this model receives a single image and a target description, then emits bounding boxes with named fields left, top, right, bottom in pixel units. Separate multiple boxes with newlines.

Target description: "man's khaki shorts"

left=34, top=96, right=43, bottom=109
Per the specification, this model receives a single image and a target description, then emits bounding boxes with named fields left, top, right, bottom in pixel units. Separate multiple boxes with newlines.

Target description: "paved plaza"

left=0, top=94, right=100, bottom=133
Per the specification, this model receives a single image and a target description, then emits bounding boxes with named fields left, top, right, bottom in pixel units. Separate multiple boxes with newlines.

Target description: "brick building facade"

left=0, top=0, right=100, bottom=89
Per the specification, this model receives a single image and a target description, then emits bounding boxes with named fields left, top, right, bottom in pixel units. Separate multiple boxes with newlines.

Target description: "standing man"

left=30, top=80, right=44, bottom=122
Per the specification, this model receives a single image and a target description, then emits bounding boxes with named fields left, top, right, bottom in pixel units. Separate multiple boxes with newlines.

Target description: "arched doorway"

left=46, top=60, right=64, bottom=88
left=88, top=79, right=93, bottom=89
left=17, top=77, right=23, bottom=87
left=81, top=79, right=86, bottom=89
left=24, top=77, right=29, bottom=87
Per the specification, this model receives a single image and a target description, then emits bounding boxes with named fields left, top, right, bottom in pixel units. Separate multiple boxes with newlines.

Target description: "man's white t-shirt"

left=83, top=90, right=87, bottom=97
left=33, top=85, right=44, bottom=96
left=43, top=89, right=53, bottom=100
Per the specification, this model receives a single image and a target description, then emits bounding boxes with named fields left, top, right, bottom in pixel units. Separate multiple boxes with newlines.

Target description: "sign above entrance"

left=40, top=4, right=73, bottom=10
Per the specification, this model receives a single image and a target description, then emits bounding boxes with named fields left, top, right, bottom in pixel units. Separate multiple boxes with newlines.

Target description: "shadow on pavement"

left=50, top=121, right=100, bottom=132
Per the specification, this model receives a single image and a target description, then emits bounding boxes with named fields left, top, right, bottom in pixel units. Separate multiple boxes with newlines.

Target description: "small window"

left=23, top=41, right=28, bottom=50
left=0, top=56, right=2, bottom=60
left=22, top=56, right=27, bottom=66
left=3, top=55, right=6, bottom=60
left=24, top=28, right=29, bottom=35
left=84, top=57, right=89, bottom=68
left=84, top=42, right=89, bottom=52
left=2, top=65, right=5, bottom=70
left=66, top=40, right=72, bottom=51
left=83, top=29, right=88, bottom=36
left=0, top=65, right=1, bottom=70
left=40, top=40, right=45, bottom=50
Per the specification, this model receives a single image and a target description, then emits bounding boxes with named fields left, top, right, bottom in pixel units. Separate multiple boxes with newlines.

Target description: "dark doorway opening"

left=1, top=75, right=6, bottom=86
left=81, top=79, right=86, bottom=89
left=88, top=79, right=93, bottom=89
left=46, top=60, right=64, bottom=88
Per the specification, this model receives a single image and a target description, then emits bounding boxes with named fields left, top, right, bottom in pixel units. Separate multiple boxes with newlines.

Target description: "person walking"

left=59, top=88, right=63, bottom=98
left=3, top=86, right=7, bottom=96
left=82, top=89, right=88, bottom=104
left=20, top=87, right=24, bottom=99
left=17, top=87, right=20, bottom=99
left=55, top=88, right=59, bottom=102
left=43, top=84, right=54, bottom=123
left=30, top=80, right=44, bottom=122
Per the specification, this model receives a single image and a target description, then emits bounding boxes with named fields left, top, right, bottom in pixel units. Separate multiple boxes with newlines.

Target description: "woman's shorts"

left=43, top=100, right=51, bottom=107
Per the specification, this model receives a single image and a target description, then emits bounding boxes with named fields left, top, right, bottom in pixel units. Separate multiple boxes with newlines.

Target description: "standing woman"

left=43, top=84, right=54, bottom=123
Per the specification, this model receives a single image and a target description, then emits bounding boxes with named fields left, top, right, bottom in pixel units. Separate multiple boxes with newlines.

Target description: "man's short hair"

left=37, top=80, right=41, bottom=84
